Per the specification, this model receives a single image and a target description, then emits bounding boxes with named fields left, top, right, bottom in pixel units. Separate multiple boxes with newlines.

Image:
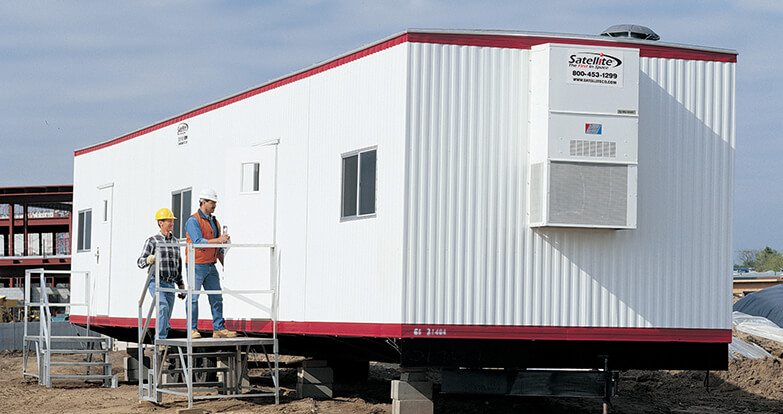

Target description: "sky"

left=0, top=1, right=781, bottom=252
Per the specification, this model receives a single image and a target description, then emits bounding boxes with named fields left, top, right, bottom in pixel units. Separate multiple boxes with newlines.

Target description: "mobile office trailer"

left=70, top=29, right=736, bottom=370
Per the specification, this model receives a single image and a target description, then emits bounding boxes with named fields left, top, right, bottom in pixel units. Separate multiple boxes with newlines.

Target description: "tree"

left=753, top=246, right=783, bottom=272
left=736, top=249, right=758, bottom=268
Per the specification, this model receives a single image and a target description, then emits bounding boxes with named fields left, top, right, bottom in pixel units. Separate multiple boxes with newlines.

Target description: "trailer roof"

left=75, top=29, right=737, bottom=157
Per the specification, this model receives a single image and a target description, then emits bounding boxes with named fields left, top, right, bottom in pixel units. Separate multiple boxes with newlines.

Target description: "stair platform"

left=137, top=242, right=280, bottom=408
left=158, top=337, right=275, bottom=347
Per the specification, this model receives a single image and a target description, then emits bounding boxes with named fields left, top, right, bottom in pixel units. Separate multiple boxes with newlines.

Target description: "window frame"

left=240, top=162, right=261, bottom=194
left=340, top=146, right=377, bottom=222
left=171, top=187, right=192, bottom=239
left=77, top=209, right=92, bottom=252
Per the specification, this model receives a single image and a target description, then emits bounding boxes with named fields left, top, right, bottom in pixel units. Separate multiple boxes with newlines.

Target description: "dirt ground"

left=1, top=333, right=782, bottom=414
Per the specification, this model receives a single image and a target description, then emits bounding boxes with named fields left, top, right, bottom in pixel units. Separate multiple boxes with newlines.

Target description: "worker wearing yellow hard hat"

left=154, top=207, right=176, bottom=221
left=136, top=207, right=185, bottom=340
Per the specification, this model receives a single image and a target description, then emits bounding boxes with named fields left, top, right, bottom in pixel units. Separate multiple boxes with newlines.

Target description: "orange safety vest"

left=185, top=211, right=222, bottom=264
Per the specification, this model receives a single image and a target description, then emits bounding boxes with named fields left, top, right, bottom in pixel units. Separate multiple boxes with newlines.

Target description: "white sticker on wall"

left=566, top=49, right=624, bottom=87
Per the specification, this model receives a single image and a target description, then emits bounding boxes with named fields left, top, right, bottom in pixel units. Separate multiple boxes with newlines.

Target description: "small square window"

left=241, top=162, right=260, bottom=193
left=341, top=148, right=376, bottom=219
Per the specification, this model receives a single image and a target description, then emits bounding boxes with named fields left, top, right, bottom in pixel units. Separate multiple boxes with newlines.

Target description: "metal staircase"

left=22, top=269, right=117, bottom=388
left=138, top=242, right=279, bottom=408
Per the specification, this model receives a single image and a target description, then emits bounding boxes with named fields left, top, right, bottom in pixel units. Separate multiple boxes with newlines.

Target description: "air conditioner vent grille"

left=569, top=140, right=617, bottom=158
left=549, top=162, right=628, bottom=226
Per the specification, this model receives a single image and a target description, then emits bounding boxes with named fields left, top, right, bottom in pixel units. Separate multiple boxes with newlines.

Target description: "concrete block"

left=124, top=369, right=138, bottom=383
left=391, top=380, right=433, bottom=400
left=176, top=409, right=207, bottom=414
left=216, top=357, right=249, bottom=388
left=123, top=356, right=149, bottom=382
left=297, top=367, right=334, bottom=384
left=301, top=359, right=327, bottom=368
left=392, top=399, right=434, bottom=414
left=297, top=382, right=333, bottom=399
left=400, top=371, right=428, bottom=382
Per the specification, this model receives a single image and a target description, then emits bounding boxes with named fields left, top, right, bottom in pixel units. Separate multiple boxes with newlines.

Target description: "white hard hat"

left=198, top=188, right=219, bottom=202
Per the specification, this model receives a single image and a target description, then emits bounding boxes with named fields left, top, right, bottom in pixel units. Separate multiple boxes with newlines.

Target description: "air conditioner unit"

left=528, top=43, right=639, bottom=229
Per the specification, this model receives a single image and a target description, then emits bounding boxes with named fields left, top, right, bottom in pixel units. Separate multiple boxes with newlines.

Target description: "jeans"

left=189, top=264, right=225, bottom=331
left=148, top=279, right=175, bottom=339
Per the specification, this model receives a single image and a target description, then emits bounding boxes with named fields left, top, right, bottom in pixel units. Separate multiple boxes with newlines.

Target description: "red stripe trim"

left=69, top=315, right=730, bottom=343
left=74, top=31, right=735, bottom=157
left=400, top=323, right=731, bottom=343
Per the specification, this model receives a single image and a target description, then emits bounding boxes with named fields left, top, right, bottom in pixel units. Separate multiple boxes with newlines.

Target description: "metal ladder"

left=138, top=242, right=280, bottom=408
left=22, top=269, right=117, bottom=388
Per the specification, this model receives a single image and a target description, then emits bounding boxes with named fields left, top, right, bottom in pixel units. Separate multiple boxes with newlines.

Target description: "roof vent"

left=600, top=24, right=660, bottom=41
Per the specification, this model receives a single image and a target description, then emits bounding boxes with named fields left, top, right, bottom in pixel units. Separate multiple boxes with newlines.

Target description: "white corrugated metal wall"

left=71, top=44, right=409, bottom=324
left=403, top=42, right=735, bottom=329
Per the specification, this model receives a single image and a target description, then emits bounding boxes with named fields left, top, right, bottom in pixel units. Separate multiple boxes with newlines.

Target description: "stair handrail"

left=139, top=240, right=280, bottom=406
left=22, top=269, right=93, bottom=385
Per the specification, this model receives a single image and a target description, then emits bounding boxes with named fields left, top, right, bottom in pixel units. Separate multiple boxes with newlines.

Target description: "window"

left=341, top=148, right=377, bottom=219
left=171, top=188, right=192, bottom=238
left=102, top=200, right=108, bottom=222
left=77, top=209, right=92, bottom=252
left=241, top=162, right=260, bottom=193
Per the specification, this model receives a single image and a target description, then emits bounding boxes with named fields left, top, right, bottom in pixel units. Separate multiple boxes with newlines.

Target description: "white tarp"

left=733, top=311, right=783, bottom=343
left=729, top=336, right=772, bottom=359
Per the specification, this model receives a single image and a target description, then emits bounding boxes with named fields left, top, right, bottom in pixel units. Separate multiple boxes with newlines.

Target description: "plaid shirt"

left=137, top=232, right=183, bottom=285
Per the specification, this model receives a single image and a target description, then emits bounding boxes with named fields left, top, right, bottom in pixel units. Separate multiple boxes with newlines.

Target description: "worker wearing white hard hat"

left=183, top=188, right=237, bottom=339
left=137, top=208, right=185, bottom=340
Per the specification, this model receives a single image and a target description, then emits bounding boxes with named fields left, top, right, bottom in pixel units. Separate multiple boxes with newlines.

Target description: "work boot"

left=190, top=330, right=202, bottom=339
left=213, top=329, right=237, bottom=338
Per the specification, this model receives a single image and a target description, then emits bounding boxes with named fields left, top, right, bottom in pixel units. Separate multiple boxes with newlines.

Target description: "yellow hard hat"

left=154, top=208, right=177, bottom=221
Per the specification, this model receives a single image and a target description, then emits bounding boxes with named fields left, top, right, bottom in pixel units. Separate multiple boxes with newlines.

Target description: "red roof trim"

left=74, top=33, right=409, bottom=157
left=75, top=31, right=735, bottom=157
left=406, top=32, right=737, bottom=63
left=70, top=315, right=731, bottom=343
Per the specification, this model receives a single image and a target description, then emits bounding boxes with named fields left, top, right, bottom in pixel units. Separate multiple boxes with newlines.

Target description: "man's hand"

left=146, top=255, right=156, bottom=265
left=177, top=283, right=186, bottom=299
left=216, top=234, right=230, bottom=243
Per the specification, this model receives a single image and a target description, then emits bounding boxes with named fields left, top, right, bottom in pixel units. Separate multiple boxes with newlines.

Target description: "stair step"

left=162, top=367, right=229, bottom=373
left=50, top=361, right=109, bottom=367
left=158, top=381, right=225, bottom=388
left=26, top=335, right=109, bottom=342
left=49, top=374, right=114, bottom=380
left=48, top=349, right=109, bottom=354
left=165, top=351, right=237, bottom=358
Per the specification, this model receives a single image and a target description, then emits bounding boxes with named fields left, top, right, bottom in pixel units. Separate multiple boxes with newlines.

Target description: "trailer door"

left=224, top=143, right=277, bottom=244
left=93, top=183, right=114, bottom=315
left=220, top=143, right=278, bottom=305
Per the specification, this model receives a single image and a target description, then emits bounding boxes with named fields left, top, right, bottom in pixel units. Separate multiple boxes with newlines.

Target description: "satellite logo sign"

left=567, top=49, right=624, bottom=87
left=569, top=52, right=622, bottom=68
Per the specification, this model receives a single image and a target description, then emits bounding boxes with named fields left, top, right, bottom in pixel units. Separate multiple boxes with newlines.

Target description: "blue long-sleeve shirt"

left=184, top=209, right=220, bottom=244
